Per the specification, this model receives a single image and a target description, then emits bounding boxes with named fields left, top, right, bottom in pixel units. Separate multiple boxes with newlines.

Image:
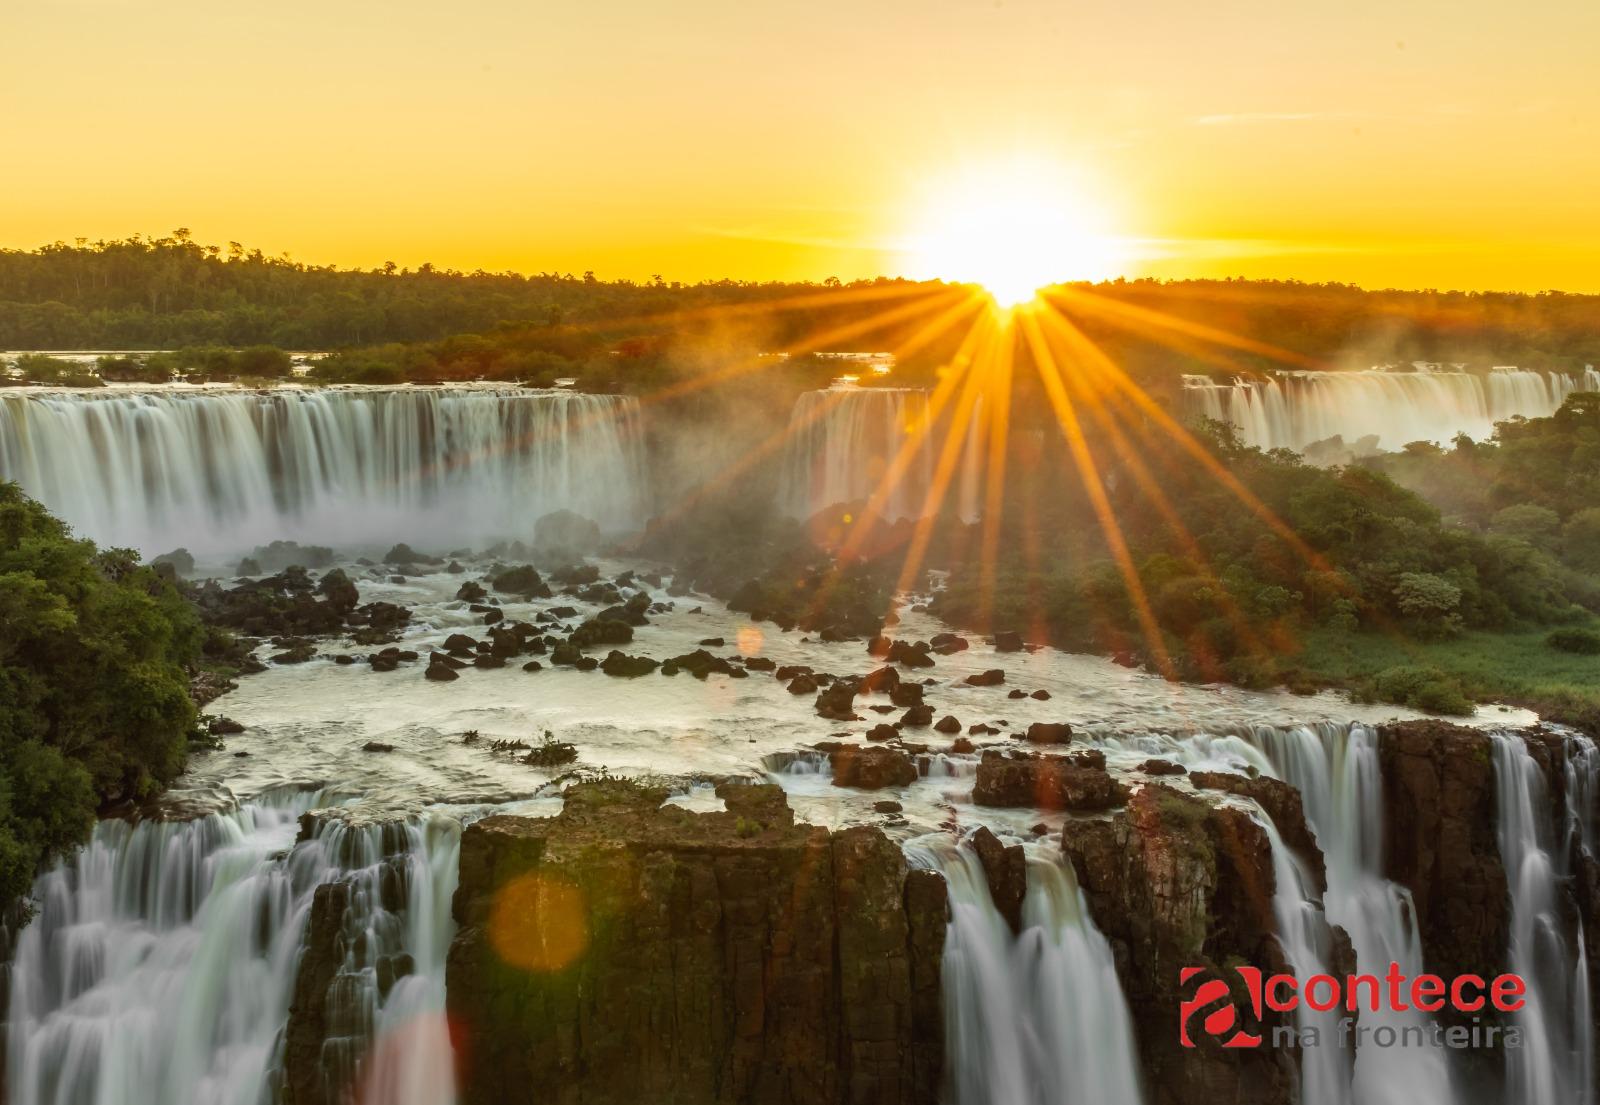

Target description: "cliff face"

left=1377, top=720, right=1508, bottom=983
left=445, top=780, right=946, bottom=1105
left=1060, top=784, right=1295, bottom=1105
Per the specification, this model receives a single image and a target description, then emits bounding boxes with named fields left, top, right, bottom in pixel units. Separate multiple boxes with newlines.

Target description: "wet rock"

left=1030, top=689, right=1051, bottom=701
left=1138, top=759, right=1186, bottom=776
left=827, top=745, right=917, bottom=789
left=472, top=653, right=507, bottom=670
left=788, top=672, right=819, bottom=695
left=208, top=716, right=246, bottom=735
left=533, top=509, right=601, bottom=555
left=699, top=636, right=725, bottom=647
left=272, top=642, right=317, bottom=664
left=949, top=737, right=975, bottom=754
left=455, top=581, right=488, bottom=603
left=447, top=781, right=942, bottom=1105
left=362, top=741, right=396, bottom=753
left=250, top=540, right=335, bottom=573
left=992, top=630, right=1024, bottom=652
left=492, top=565, right=554, bottom=599
left=151, top=547, right=195, bottom=578
left=569, top=617, right=633, bottom=649
left=973, top=750, right=1128, bottom=812
left=900, top=705, right=933, bottom=728
left=930, top=632, right=968, bottom=654
left=1023, top=721, right=1073, bottom=745
left=963, top=669, right=1005, bottom=687
left=599, top=650, right=659, bottom=677
left=521, top=660, right=543, bottom=673
left=874, top=800, right=903, bottom=814
left=967, top=723, right=999, bottom=736
left=890, top=682, right=924, bottom=707
left=384, top=542, right=442, bottom=566
left=1059, top=783, right=1291, bottom=1105
left=1188, top=771, right=1326, bottom=892
left=236, top=556, right=263, bottom=576
left=934, top=715, right=962, bottom=734
left=744, top=655, right=776, bottom=672
left=444, top=632, right=478, bottom=652
left=283, top=881, right=351, bottom=1105
left=425, top=655, right=461, bottom=681
left=886, top=640, right=935, bottom=668
left=815, top=681, right=860, bottom=721
left=968, top=826, right=1027, bottom=932
left=1378, top=720, right=1509, bottom=985
left=866, top=723, right=899, bottom=742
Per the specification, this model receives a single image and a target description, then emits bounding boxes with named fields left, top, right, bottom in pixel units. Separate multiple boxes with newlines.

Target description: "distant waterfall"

left=1490, top=733, right=1596, bottom=1105
left=1184, top=367, right=1600, bottom=452
left=0, top=387, right=647, bottom=554
left=779, top=387, right=984, bottom=522
left=3, top=793, right=460, bottom=1105
left=906, top=834, right=1144, bottom=1105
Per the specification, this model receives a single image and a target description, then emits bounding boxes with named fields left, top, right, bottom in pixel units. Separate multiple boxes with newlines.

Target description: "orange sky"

left=5, top=0, right=1599, bottom=292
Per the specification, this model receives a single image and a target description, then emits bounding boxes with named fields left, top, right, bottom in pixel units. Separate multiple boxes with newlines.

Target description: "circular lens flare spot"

left=488, top=871, right=588, bottom=972
left=737, top=624, right=764, bottom=655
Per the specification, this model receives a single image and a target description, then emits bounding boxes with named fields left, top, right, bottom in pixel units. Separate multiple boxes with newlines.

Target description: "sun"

left=903, top=158, right=1125, bottom=307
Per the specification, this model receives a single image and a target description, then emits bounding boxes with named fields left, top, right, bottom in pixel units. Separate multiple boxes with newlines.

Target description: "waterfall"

left=0, top=387, right=647, bottom=554
left=778, top=387, right=983, bottom=521
left=906, top=834, right=1144, bottom=1105
left=1184, top=367, right=1600, bottom=453
left=1490, top=733, right=1596, bottom=1105
left=1098, top=721, right=1458, bottom=1104
left=3, top=792, right=460, bottom=1105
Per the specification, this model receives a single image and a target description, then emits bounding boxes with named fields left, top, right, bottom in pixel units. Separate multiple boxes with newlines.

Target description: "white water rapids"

left=1184, top=367, right=1600, bottom=453
left=0, top=386, right=646, bottom=555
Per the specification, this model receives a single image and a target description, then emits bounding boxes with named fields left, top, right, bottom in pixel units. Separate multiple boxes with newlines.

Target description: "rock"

left=455, top=581, right=488, bottom=603
left=1030, top=689, right=1051, bottom=701
left=860, top=665, right=900, bottom=694
left=521, top=660, right=544, bottom=673
left=251, top=540, right=334, bottom=572
left=900, top=704, right=933, bottom=728
left=874, top=800, right=903, bottom=814
left=968, top=826, right=1027, bottom=932
left=271, top=643, right=317, bottom=664
left=472, top=653, right=506, bottom=669
left=744, top=656, right=776, bottom=672
left=963, top=669, right=1005, bottom=687
left=207, top=716, right=246, bottom=735
left=492, top=565, right=554, bottom=599
left=151, top=547, right=195, bottom=578
left=699, top=637, right=725, bottom=647
left=317, top=568, right=359, bottom=614
left=967, top=723, right=999, bottom=736
left=283, top=881, right=351, bottom=1105
left=934, top=715, right=962, bottom=734
left=1188, top=771, right=1326, bottom=892
left=444, top=632, right=478, bottom=652
left=532, top=509, right=601, bottom=554
left=829, top=745, right=918, bottom=789
left=425, top=655, right=461, bottom=681
left=992, top=630, right=1024, bottom=652
left=890, top=682, right=924, bottom=707
left=866, top=723, right=899, bottom=742
left=886, top=640, right=935, bottom=668
left=599, top=650, right=659, bottom=677
left=569, top=617, right=633, bottom=649
left=1378, top=720, right=1509, bottom=985
left=949, top=737, right=975, bottom=754
left=384, top=542, right=442, bottom=566
left=1138, top=758, right=1187, bottom=776
left=788, top=673, right=819, bottom=695
left=973, top=750, right=1128, bottom=811
left=446, top=782, right=943, bottom=1105
left=930, top=633, right=968, bottom=655
left=236, top=556, right=262, bottom=576
left=1007, top=689, right=1027, bottom=699
left=362, top=741, right=396, bottom=753
left=1023, top=722, right=1073, bottom=745
left=1059, top=784, right=1291, bottom=1105
left=815, top=681, right=860, bottom=721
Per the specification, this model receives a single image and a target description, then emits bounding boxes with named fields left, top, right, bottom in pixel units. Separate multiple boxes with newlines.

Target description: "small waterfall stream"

left=3, top=792, right=461, bottom=1105
left=0, top=387, right=647, bottom=554
left=906, top=834, right=1144, bottom=1105
left=1490, top=733, right=1596, bottom=1105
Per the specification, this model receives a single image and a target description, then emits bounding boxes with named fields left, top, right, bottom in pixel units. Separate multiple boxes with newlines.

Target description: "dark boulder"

left=1023, top=722, right=1073, bottom=745
left=934, top=715, right=962, bottom=734
left=600, top=651, right=660, bottom=678
left=973, top=750, right=1127, bottom=812
left=964, top=669, right=1005, bottom=687
left=829, top=745, right=918, bottom=789
left=968, top=826, right=1027, bottom=932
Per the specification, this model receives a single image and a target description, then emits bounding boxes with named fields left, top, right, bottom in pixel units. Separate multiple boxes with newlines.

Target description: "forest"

left=6, top=233, right=1600, bottom=383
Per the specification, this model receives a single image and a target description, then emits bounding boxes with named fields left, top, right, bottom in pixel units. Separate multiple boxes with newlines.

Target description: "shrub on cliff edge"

left=0, top=482, right=202, bottom=905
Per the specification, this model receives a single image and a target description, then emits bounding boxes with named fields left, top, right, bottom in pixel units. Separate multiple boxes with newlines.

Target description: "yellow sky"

left=5, top=0, right=1599, bottom=292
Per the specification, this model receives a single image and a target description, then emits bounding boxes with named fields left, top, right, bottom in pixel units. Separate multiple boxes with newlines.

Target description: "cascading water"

left=0, top=386, right=647, bottom=554
left=1098, top=721, right=1458, bottom=1105
left=778, top=387, right=983, bottom=521
left=906, top=834, right=1144, bottom=1105
left=1184, top=367, right=1600, bottom=453
left=1490, top=732, right=1596, bottom=1105
left=3, top=790, right=461, bottom=1105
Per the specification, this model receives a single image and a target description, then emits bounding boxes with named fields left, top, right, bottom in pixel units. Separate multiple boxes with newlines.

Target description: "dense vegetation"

left=0, top=484, right=202, bottom=905
left=934, top=403, right=1600, bottom=717
left=7, top=233, right=1600, bottom=385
